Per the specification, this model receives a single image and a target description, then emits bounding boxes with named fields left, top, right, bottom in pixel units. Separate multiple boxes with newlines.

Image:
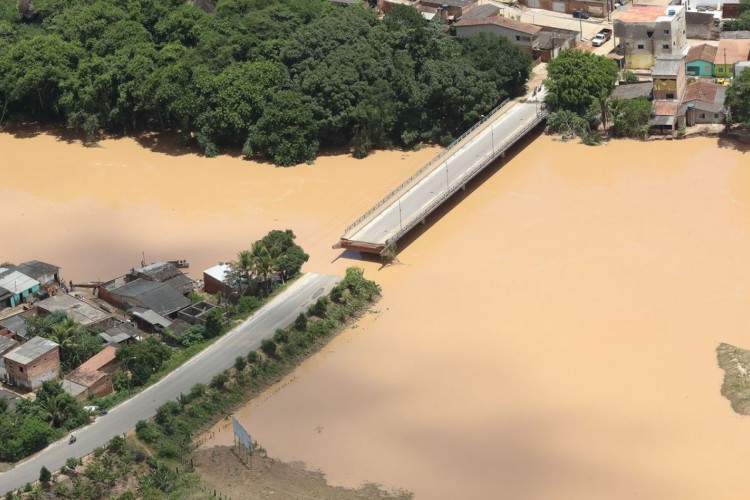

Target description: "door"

left=553, top=1, right=565, bottom=12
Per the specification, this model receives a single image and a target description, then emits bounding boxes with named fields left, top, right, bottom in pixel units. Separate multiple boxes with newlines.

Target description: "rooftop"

left=653, top=100, right=681, bottom=116
left=163, top=274, right=195, bottom=294
left=0, top=336, right=18, bottom=355
left=454, top=15, right=542, bottom=35
left=131, top=308, right=173, bottom=329
left=420, top=0, right=476, bottom=7
left=611, top=82, right=653, bottom=99
left=134, top=262, right=183, bottom=282
left=204, top=263, right=231, bottom=283
left=4, top=336, right=58, bottom=365
left=722, top=31, right=750, bottom=39
left=99, top=322, right=138, bottom=344
left=683, top=81, right=721, bottom=102
left=37, top=294, right=111, bottom=326
left=653, top=54, right=685, bottom=77
left=460, top=4, right=500, bottom=19
left=686, top=43, right=718, bottom=63
left=65, top=346, right=117, bottom=388
left=13, top=261, right=59, bottom=281
left=0, top=314, right=27, bottom=338
left=109, top=279, right=190, bottom=316
left=615, top=4, right=683, bottom=23
left=0, top=270, right=39, bottom=295
left=716, top=39, right=750, bottom=65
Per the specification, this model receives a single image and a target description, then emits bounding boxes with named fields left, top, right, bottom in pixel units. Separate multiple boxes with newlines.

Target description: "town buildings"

left=652, top=54, right=687, bottom=100
left=714, top=39, right=750, bottom=78
left=519, top=0, right=613, bottom=19
left=454, top=16, right=542, bottom=54
left=3, top=336, right=60, bottom=392
left=685, top=43, right=717, bottom=76
left=679, top=81, right=727, bottom=126
left=614, top=4, right=687, bottom=70
left=36, top=293, right=112, bottom=330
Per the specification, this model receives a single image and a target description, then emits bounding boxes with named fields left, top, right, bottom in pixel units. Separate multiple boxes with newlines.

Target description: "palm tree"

left=251, top=242, right=280, bottom=295
left=48, top=317, right=83, bottom=349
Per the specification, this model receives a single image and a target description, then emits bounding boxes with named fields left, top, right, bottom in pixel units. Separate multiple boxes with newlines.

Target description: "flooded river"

left=3, top=130, right=750, bottom=498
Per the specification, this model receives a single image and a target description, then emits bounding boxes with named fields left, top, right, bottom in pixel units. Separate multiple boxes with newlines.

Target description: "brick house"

left=3, top=337, right=60, bottom=392
left=62, top=346, right=120, bottom=401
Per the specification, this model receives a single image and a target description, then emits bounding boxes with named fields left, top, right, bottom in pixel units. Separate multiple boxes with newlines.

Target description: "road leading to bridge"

left=0, top=272, right=341, bottom=496
left=340, top=99, right=547, bottom=255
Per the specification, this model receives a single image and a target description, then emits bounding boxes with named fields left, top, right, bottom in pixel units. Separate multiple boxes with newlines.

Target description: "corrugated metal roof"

left=650, top=115, right=675, bottom=126
left=204, top=264, right=231, bottom=282
left=4, top=336, right=58, bottom=365
left=0, top=271, right=39, bottom=295
left=653, top=55, right=685, bottom=77
left=37, top=294, right=111, bottom=326
left=132, top=309, right=173, bottom=329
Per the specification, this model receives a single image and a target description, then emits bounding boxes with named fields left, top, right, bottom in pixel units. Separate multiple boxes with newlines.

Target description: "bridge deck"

left=340, top=100, right=547, bottom=254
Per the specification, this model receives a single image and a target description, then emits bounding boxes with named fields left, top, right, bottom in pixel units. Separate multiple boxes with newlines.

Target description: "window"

left=664, top=29, right=670, bottom=34
left=663, top=44, right=669, bottom=49
left=666, top=93, right=675, bottom=99
left=700, top=113, right=706, bottom=118
left=715, top=113, right=719, bottom=119
left=19, top=366, right=23, bottom=373
left=637, top=44, right=644, bottom=49
left=516, top=35, right=521, bottom=41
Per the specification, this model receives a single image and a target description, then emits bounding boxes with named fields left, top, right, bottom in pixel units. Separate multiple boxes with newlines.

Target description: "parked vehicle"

left=716, top=78, right=731, bottom=86
left=573, top=10, right=590, bottom=19
left=592, top=29, right=613, bottom=47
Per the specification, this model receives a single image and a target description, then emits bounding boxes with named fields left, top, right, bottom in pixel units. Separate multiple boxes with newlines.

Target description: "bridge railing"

left=342, top=98, right=511, bottom=237
left=380, top=109, right=548, bottom=253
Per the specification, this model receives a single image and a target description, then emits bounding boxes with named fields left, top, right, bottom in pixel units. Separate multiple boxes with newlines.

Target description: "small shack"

left=203, top=263, right=233, bottom=296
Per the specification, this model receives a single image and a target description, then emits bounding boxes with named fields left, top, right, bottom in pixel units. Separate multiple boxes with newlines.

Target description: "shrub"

left=108, top=435, right=126, bottom=455
left=238, top=296, right=262, bottom=314
left=308, top=296, right=329, bottom=318
left=261, top=339, right=277, bottom=357
left=39, top=466, right=51, bottom=483
left=273, top=329, right=288, bottom=344
left=622, top=70, right=639, bottom=83
left=211, top=372, right=230, bottom=390
left=66, top=457, right=79, bottom=470
left=135, top=421, right=160, bottom=443
left=246, top=351, right=260, bottom=364
left=330, top=285, right=344, bottom=303
left=157, top=442, right=180, bottom=459
left=234, top=356, right=247, bottom=371
left=204, top=309, right=224, bottom=338
left=189, top=384, right=206, bottom=400
left=294, top=313, right=308, bottom=332
left=181, top=325, right=205, bottom=347
left=24, top=483, right=32, bottom=492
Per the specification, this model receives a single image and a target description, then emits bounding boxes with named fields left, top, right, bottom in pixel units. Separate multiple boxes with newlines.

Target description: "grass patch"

left=717, top=342, right=750, bottom=415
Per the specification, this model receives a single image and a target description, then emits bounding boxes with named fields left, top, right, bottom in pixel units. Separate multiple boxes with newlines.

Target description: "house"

left=678, top=81, right=727, bottom=126
left=650, top=100, right=681, bottom=134
left=0, top=336, right=20, bottom=383
left=519, top=0, right=613, bottom=19
left=685, top=44, right=717, bottom=76
left=13, top=261, right=60, bottom=287
left=0, top=269, right=40, bottom=308
left=62, top=346, right=120, bottom=401
left=613, top=4, right=687, bottom=70
left=99, top=278, right=190, bottom=317
left=686, top=12, right=715, bottom=41
left=203, top=263, right=233, bottom=296
left=611, top=81, right=653, bottom=100
left=723, top=0, right=742, bottom=19
left=99, top=321, right=139, bottom=345
left=454, top=16, right=542, bottom=54
left=714, top=39, right=750, bottom=78
left=652, top=54, right=687, bottom=101
left=536, top=27, right=580, bottom=62
left=128, top=262, right=195, bottom=295
left=460, top=4, right=499, bottom=19
left=736, top=61, right=750, bottom=77
left=36, top=293, right=112, bottom=330
left=4, top=336, right=60, bottom=392
left=0, top=314, right=28, bottom=342
left=130, top=307, right=173, bottom=332
left=419, top=0, right=476, bottom=18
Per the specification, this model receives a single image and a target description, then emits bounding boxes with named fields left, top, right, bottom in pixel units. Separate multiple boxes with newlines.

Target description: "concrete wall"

left=686, top=106, right=725, bottom=125
left=521, top=0, right=611, bottom=18
left=615, top=12, right=687, bottom=69
left=454, top=24, right=537, bottom=53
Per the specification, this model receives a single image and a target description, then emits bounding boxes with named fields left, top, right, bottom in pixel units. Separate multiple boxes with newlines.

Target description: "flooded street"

left=4, top=131, right=750, bottom=498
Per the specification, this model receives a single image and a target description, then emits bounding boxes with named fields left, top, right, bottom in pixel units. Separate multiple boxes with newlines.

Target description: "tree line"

left=0, top=0, right=531, bottom=165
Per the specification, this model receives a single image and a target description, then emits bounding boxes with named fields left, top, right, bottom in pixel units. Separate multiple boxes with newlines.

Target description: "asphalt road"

left=347, top=102, right=543, bottom=246
left=0, top=272, right=341, bottom=495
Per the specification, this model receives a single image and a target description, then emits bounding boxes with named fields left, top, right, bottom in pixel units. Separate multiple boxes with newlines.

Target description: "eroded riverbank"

left=4, top=132, right=750, bottom=498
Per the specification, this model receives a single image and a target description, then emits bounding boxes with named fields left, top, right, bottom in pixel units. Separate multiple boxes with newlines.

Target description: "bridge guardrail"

left=342, top=98, right=511, bottom=237
left=380, top=109, right=548, bottom=253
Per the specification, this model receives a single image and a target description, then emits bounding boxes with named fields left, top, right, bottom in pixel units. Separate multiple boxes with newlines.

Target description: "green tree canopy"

left=544, top=49, right=618, bottom=115
left=727, top=68, right=750, bottom=128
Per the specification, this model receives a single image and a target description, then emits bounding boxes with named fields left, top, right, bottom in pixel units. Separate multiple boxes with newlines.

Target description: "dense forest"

left=0, top=0, right=531, bottom=165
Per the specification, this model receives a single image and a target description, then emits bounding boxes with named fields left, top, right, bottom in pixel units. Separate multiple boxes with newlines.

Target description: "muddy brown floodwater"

left=4, top=130, right=750, bottom=499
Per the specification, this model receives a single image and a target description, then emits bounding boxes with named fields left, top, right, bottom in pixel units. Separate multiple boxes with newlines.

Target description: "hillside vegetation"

left=0, top=0, right=531, bottom=165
